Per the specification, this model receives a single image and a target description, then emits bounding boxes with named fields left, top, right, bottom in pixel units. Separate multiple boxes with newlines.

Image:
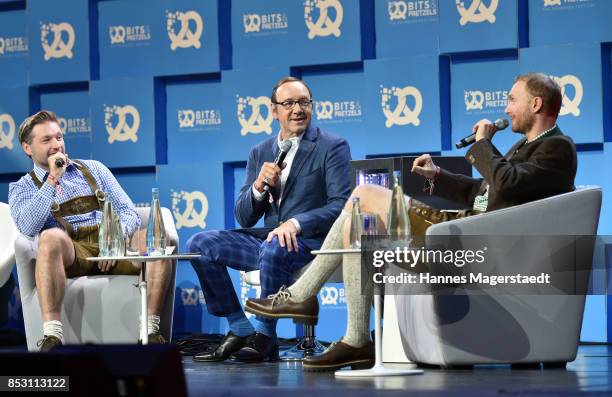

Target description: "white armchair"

left=15, top=207, right=178, bottom=351
left=394, top=186, right=602, bottom=367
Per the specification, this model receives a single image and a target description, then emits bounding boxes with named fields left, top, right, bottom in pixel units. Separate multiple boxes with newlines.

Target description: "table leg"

left=140, top=261, right=148, bottom=345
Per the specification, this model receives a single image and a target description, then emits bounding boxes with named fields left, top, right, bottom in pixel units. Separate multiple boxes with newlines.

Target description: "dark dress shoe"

left=245, top=286, right=319, bottom=325
left=230, top=332, right=279, bottom=363
left=193, top=331, right=250, bottom=362
left=303, top=340, right=374, bottom=372
left=37, top=335, right=62, bottom=352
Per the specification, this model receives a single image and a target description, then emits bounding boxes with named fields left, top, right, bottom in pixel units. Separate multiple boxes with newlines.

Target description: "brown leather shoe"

left=303, top=340, right=374, bottom=372
left=37, top=335, right=62, bottom=352
left=245, top=286, right=318, bottom=325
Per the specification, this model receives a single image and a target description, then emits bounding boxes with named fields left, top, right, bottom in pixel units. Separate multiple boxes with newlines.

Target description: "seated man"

left=9, top=110, right=173, bottom=351
left=246, top=72, right=578, bottom=371
left=187, top=77, right=351, bottom=363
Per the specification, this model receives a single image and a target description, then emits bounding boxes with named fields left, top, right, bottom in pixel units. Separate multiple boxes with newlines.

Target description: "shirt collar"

left=32, top=160, right=76, bottom=181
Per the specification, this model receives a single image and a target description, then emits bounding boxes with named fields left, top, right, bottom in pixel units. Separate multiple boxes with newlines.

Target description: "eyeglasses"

left=272, top=98, right=313, bottom=110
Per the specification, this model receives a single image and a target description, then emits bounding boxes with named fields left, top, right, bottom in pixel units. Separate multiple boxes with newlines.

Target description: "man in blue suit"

left=187, top=76, right=351, bottom=363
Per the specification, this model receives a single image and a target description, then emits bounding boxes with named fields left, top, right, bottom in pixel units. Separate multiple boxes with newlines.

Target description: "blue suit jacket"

left=234, top=125, right=351, bottom=250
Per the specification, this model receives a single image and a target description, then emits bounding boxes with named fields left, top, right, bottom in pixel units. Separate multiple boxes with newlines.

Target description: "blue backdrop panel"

left=39, top=89, right=91, bottom=161
left=0, top=181, right=9, bottom=202
left=363, top=56, right=443, bottom=155
left=90, top=78, right=157, bottom=168
left=519, top=44, right=603, bottom=144
left=27, top=0, right=91, bottom=85
left=375, top=0, right=439, bottom=58
left=450, top=58, right=519, bottom=156
left=439, top=0, right=518, bottom=53
left=114, top=171, right=157, bottom=208
left=288, top=0, right=362, bottom=66
left=0, top=87, right=30, bottom=174
left=166, top=79, right=223, bottom=164
left=221, top=67, right=288, bottom=162
left=151, top=0, right=220, bottom=76
left=529, top=0, right=612, bottom=47
left=232, top=0, right=292, bottom=69
left=98, top=0, right=157, bottom=79
left=157, top=162, right=225, bottom=335
left=0, top=9, right=28, bottom=88
left=304, top=69, right=366, bottom=159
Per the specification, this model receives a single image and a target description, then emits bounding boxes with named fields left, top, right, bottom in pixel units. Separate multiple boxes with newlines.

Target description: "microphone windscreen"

left=279, top=140, right=292, bottom=152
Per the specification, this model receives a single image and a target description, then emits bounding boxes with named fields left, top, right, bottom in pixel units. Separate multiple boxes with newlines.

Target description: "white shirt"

left=251, top=133, right=303, bottom=232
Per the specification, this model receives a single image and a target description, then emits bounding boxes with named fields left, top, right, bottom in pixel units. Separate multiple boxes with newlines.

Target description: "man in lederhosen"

left=8, top=110, right=173, bottom=351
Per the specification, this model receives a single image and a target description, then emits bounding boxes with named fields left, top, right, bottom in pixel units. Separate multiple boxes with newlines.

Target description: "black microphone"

left=263, top=140, right=293, bottom=193
left=455, top=118, right=509, bottom=149
left=54, top=157, right=65, bottom=168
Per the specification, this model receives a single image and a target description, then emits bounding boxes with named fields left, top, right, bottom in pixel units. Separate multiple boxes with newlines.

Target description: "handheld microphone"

left=455, top=118, right=509, bottom=149
left=263, top=140, right=293, bottom=193
left=54, top=158, right=65, bottom=168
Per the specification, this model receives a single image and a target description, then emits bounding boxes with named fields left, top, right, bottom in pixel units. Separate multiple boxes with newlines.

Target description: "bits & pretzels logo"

left=0, top=36, right=28, bottom=57
left=166, top=10, right=203, bottom=50
left=58, top=117, right=90, bottom=134
left=242, top=13, right=288, bottom=34
left=381, top=85, right=423, bottom=128
left=171, top=190, right=209, bottom=230
left=463, top=89, right=508, bottom=113
left=544, top=0, right=561, bottom=5
left=108, top=24, right=151, bottom=46
left=104, top=105, right=140, bottom=144
left=456, top=0, right=498, bottom=26
left=304, top=0, right=343, bottom=39
left=237, top=95, right=273, bottom=136
left=551, top=74, right=583, bottom=117
left=315, top=99, right=362, bottom=122
left=40, top=22, right=75, bottom=60
left=388, top=0, right=438, bottom=21
left=0, top=113, right=15, bottom=150
left=177, top=109, right=221, bottom=130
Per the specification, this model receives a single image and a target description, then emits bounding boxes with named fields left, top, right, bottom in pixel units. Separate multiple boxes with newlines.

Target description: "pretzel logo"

left=381, top=85, right=423, bottom=128
left=315, top=101, right=334, bottom=120
left=178, top=110, right=196, bottom=128
left=304, top=0, right=344, bottom=39
left=456, top=0, right=498, bottom=26
left=388, top=1, right=408, bottom=20
left=40, top=22, right=75, bottom=60
left=464, top=90, right=485, bottom=111
left=0, top=38, right=4, bottom=55
left=181, top=288, right=198, bottom=306
left=543, top=0, right=562, bottom=6
left=166, top=10, right=203, bottom=50
left=0, top=113, right=15, bottom=150
left=551, top=74, right=583, bottom=117
left=319, top=286, right=339, bottom=305
left=172, top=190, right=209, bottom=229
left=104, top=105, right=140, bottom=144
left=237, top=95, right=273, bottom=136
left=109, top=26, right=126, bottom=44
left=243, top=14, right=261, bottom=33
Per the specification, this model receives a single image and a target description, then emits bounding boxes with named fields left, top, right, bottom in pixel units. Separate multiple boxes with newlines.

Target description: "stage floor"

left=183, top=344, right=612, bottom=396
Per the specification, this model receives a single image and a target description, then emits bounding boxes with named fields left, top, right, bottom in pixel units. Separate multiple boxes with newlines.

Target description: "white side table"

left=87, top=251, right=200, bottom=344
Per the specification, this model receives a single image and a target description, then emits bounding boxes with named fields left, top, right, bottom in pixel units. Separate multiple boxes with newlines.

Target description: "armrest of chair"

left=14, top=233, right=38, bottom=296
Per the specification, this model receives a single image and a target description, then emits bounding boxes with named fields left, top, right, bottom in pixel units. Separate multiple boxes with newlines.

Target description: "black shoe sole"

left=245, top=304, right=318, bottom=325
left=303, top=359, right=375, bottom=372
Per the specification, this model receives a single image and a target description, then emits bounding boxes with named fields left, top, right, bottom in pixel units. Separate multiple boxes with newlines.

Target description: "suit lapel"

left=281, top=127, right=318, bottom=202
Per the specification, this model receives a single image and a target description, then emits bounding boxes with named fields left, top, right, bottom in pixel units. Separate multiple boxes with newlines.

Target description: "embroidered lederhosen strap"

left=29, top=160, right=106, bottom=237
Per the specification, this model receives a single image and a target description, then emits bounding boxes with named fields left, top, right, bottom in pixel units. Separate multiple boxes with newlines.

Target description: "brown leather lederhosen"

left=30, top=160, right=139, bottom=277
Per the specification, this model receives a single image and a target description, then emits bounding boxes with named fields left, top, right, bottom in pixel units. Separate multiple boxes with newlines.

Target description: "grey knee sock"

left=288, top=210, right=350, bottom=301
left=342, top=251, right=372, bottom=348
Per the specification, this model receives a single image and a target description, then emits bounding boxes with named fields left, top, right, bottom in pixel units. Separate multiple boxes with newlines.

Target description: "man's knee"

left=38, top=228, right=70, bottom=255
left=259, top=237, right=289, bottom=268
left=187, top=230, right=224, bottom=269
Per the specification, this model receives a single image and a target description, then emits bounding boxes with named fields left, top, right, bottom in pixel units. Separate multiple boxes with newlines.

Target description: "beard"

left=511, top=112, right=535, bottom=134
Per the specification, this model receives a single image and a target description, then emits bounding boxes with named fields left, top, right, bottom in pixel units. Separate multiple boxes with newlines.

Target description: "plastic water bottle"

left=387, top=172, right=411, bottom=241
left=349, top=197, right=363, bottom=248
left=146, top=188, right=166, bottom=256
